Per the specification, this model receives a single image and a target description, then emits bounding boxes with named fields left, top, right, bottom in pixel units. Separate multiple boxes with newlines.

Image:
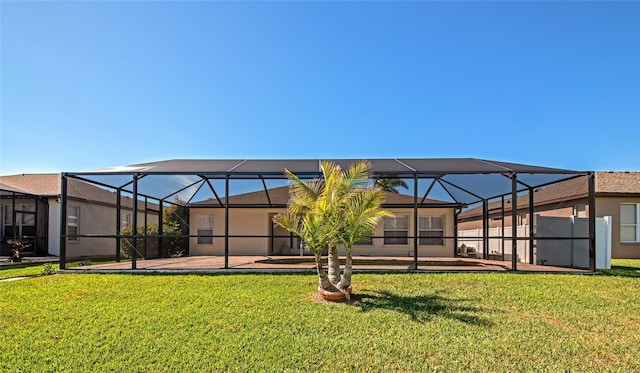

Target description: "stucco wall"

left=189, top=207, right=456, bottom=257
left=66, top=201, right=159, bottom=259
left=597, top=196, right=640, bottom=259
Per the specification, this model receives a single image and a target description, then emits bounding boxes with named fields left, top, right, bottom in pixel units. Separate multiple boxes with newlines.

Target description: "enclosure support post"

left=413, top=173, right=418, bottom=270
left=453, top=208, right=459, bottom=257
left=11, top=193, right=16, bottom=243
left=131, top=174, right=138, bottom=270
left=588, top=172, right=596, bottom=272
left=34, top=197, right=39, bottom=253
left=511, top=173, right=518, bottom=271
left=224, top=173, right=230, bottom=269
left=158, top=200, right=164, bottom=258
left=501, top=196, right=505, bottom=260
left=116, top=189, right=121, bottom=262
left=144, top=196, right=148, bottom=258
left=482, top=200, right=489, bottom=259
left=59, top=174, right=68, bottom=270
left=528, top=187, right=535, bottom=265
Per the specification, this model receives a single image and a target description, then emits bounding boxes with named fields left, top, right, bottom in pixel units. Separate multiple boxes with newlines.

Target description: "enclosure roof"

left=82, top=158, right=582, bottom=175
left=67, top=159, right=587, bottom=205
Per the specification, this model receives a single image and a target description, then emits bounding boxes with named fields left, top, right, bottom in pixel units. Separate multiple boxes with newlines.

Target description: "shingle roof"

left=459, top=172, right=640, bottom=218
left=0, top=182, right=33, bottom=195
left=596, top=171, right=640, bottom=195
left=0, top=174, right=157, bottom=210
left=0, top=174, right=61, bottom=196
left=190, top=185, right=450, bottom=206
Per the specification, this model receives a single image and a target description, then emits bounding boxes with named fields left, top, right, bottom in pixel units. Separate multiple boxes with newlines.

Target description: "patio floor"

left=64, top=255, right=591, bottom=273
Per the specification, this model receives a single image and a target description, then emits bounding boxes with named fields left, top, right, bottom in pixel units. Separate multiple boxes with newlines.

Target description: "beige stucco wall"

left=66, top=201, right=158, bottom=259
left=597, top=196, right=640, bottom=259
left=458, top=195, right=640, bottom=259
left=458, top=200, right=588, bottom=231
left=189, top=207, right=455, bottom=257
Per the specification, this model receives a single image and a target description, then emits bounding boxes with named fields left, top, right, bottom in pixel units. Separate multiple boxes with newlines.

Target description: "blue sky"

left=1, top=1, right=639, bottom=175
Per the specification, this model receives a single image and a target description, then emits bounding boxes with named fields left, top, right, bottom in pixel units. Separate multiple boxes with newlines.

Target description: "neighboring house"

left=188, top=186, right=457, bottom=257
left=0, top=174, right=159, bottom=259
left=458, top=172, right=640, bottom=259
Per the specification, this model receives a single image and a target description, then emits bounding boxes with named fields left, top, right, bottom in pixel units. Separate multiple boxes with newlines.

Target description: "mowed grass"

left=1, top=261, right=639, bottom=372
left=0, top=262, right=59, bottom=280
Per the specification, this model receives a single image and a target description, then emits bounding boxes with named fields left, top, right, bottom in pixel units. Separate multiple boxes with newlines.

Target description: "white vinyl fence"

left=457, top=225, right=531, bottom=263
left=458, top=215, right=612, bottom=269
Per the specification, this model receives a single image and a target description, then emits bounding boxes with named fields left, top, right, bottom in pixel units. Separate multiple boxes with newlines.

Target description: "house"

left=188, top=186, right=457, bottom=257
left=458, top=172, right=640, bottom=259
left=0, top=174, right=159, bottom=259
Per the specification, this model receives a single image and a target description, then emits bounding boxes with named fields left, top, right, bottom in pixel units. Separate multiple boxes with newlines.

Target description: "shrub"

left=120, top=222, right=184, bottom=259
left=40, top=263, right=57, bottom=276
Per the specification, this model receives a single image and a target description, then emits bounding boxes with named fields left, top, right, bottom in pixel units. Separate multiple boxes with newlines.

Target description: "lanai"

left=59, top=158, right=595, bottom=272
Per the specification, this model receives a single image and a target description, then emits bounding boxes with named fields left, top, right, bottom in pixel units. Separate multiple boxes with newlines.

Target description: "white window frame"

left=67, top=206, right=79, bottom=242
left=383, top=215, right=409, bottom=245
left=574, top=204, right=587, bottom=218
left=620, top=203, right=640, bottom=243
left=3, top=204, right=36, bottom=237
left=517, top=213, right=527, bottom=225
left=197, top=214, right=214, bottom=245
left=419, top=216, right=445, bottom=246
left=122, top=212, right=132, bottom=227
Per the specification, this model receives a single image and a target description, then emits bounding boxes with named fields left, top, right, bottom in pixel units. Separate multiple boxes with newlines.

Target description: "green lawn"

left=0, top=262, right=59, bottom=280
left=1, top=260, right=639, bottom=372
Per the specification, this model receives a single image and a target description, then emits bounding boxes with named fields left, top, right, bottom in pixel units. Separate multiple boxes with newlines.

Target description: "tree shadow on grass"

left=349, top=290, right=495, bottom=326
left=597, top=266, right=640, bottom=278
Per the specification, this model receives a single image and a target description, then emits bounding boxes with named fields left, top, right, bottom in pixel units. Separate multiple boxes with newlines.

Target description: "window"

left=621, top=203, right=640, bottom=242
left=419, top=216, right=444, bottom=245
left=197, top=215, right=214, bottom=244
left=122, top=213, right=131, bottom=227
left=517, top=213, right=527, bottom=225
left=384, top=216, right=408, bottom=245
left=354, top=237, right=373, bottom=245
left=574, top=205, right=587, bottom=218
left=3, top=204, right=36, bottom=237
left=67, top=206, right=79, bottom=242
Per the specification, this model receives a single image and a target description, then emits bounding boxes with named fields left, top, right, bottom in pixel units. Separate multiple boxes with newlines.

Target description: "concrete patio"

left=63, top=255, right=590, bottom=274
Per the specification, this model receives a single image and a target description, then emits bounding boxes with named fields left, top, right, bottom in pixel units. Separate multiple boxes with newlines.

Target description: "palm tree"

left=274, top=161, right=390, bottom=298
left=375, top=176, right=408, bottom=193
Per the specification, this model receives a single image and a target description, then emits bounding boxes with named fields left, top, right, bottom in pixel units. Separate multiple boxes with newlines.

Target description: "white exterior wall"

left=189, top=207, right=455, bottom=257
left=48, top=198, right=61, bottom=256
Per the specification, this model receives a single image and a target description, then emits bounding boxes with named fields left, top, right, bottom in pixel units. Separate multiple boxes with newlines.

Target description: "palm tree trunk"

left=337, top=250, right=353, bottom=299
left=315, top=253, right=338, bottom=292
left=327, top=246, right=341, bottom=285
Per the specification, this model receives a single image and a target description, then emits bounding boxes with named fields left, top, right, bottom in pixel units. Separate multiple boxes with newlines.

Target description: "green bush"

left=120, top=222, right=184, bottom=259
left=40, top=263, right=57, bottom=276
